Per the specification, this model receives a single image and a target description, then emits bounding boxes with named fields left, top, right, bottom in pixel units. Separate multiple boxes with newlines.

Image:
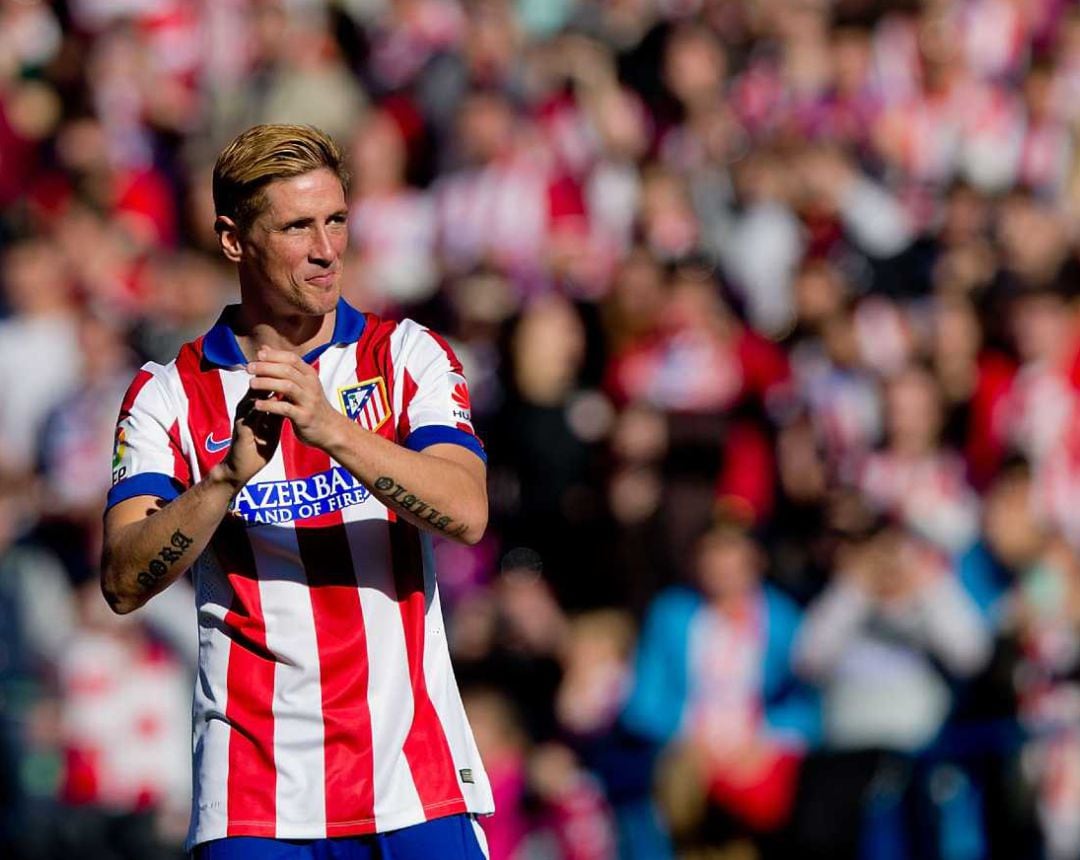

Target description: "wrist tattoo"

left=373, top=476, right=468, bottom=537
left=136, top=530, right=194, bottom=591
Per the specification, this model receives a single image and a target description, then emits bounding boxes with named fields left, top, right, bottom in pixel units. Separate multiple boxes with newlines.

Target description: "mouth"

left=305, top=271, right=338, bottom=288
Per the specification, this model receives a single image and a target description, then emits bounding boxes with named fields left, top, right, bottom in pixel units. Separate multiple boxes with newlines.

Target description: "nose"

left=309, top=226, right=337, bottom=266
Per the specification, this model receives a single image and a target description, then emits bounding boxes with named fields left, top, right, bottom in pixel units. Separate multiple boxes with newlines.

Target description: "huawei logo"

left=452, top=382, right=471, bottom=411
left=451, top=380, right=472, bottom=422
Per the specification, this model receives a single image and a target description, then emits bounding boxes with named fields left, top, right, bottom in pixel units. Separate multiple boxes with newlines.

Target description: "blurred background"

left=4, top=0, right=1080, bottom=858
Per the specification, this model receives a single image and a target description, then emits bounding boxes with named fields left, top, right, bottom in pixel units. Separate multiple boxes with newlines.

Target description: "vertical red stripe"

left=167, top=419, right=191, bottom=487
left=118, top=368, right=154, bottom=421
left=397, top=370, right=419, bottom=441
left=175, top=342, right=233, bottom=479
left=278, top=363, right=375, bottom=830
left=388, top=520, right=467, bottom=815
left=425, top=330, right=464, bottom=374
left=177, top=339, right=277, bottom=836
left=215, top=519, right=278, bottom=837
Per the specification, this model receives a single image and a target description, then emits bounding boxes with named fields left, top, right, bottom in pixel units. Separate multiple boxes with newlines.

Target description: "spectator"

left=794, top=521, right=991, bottom=860
left=8, top=1, right=1080, bottom=856
left=623, top=522, right=819, bottom=855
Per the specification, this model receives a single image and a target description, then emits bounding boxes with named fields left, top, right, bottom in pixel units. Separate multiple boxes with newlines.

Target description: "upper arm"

left=420, top=443, right=487, bottom=500
left=105, top=366, right=191, bottom=540
left=107, top=367, right=191, bottom=510
left=396, top=323, right=486, bottom=464
left=104, top=494, right=169, bottom=545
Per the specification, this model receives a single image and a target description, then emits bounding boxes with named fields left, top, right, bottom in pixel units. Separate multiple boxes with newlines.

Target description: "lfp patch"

left=112, top=425, right=127, bottom=471
left=338, top=377, right=390, bottom=432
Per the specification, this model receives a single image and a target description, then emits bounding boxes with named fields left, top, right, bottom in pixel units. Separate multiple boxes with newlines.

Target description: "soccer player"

left=101, top=125, right=493, bottom=859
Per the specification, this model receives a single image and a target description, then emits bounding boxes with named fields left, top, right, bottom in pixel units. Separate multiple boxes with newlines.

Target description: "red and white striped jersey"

left=107, top=299, right=493, bottom=849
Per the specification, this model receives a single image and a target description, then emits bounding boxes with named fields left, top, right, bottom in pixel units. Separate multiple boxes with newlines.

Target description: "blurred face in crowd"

left=697, top=528, right=760, bottom=605
left=610, top=248, right=665, bottom=336
left=458, top=93, right=514, bottom=165
left=662, top=274, right=731, bottom=337
left=832, top=27, right=871, bottom=97
left=850, top=527, right=918, bottom=602
left=941, top=184, right=990, bottom=247
left=220, top=168, right=348, bottom=318
left=825, top=313, right=859, bottom=369
left=78, top=313, right=128, bottom=382
left=2, top=238, right=72, bottom=315
left=639, top=168, right=699, bottom=257
left=932, top=297, right=981, bottom=370
left=984, top=468, right=1046, bottom=570
left=998, top=194, right=1069, bottom=285
left=663, top=26, right=726, bottom=109
left=794, top=261, right=846, bottom=328
left=148, top=252, right=230, bottom=325
left=513, top=295, right=585, bottom=405
left=593, top=87, right=648, bottom=161
left=1012, top=290, right=1072, bottom=365
left=351, top=112, right=407, bottom=195
left=885, top=367, right=943, bottom=456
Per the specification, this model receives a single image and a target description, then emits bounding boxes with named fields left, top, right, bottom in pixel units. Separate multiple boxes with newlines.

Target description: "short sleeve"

left=106, top=366, right=192, bottom=511
left=397, top=326, right=486, bottom=463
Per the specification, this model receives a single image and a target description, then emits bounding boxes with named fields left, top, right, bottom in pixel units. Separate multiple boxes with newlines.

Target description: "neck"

left=710, top=591, right=753, bottom=617
left=231, top=290, right=338, bottom=361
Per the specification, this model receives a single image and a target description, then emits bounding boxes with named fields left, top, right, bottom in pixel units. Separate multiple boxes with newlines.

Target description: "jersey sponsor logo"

left=230, top=465, right=371, bottom=525
left=450, top=374, right=472, bottom=422
left=338, top=377, right=390, bottom=432
left=205, top=432, right=232, bottom=453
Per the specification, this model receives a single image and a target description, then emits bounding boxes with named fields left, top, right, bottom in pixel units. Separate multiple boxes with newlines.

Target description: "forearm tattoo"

left=373, top=476, right=468, bottom=537
left=135, top=529, right=194, bottom=591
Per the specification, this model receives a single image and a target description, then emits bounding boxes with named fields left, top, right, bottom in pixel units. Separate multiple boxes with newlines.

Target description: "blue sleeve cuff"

left=106, top=472, right=185, bottom=511
left=404, top=425, right=487, bottom=463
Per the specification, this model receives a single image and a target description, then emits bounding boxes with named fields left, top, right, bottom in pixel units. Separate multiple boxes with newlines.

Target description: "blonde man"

left=101, top=125, right=493, bottom=859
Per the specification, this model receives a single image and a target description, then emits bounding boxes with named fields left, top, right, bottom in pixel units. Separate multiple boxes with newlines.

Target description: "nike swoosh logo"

left=205, top=432, right=231, bottom=453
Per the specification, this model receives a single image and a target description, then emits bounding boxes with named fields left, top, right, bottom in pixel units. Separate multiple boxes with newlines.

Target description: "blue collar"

left=201, top=298, right=367, bottom=368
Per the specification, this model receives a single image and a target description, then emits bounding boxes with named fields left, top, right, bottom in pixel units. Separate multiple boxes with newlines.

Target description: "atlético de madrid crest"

left=338, top=377, right=390, bottom=432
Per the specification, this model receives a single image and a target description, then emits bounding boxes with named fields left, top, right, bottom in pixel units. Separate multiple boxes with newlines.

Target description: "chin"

left=293, top=283, right=341, bottom=316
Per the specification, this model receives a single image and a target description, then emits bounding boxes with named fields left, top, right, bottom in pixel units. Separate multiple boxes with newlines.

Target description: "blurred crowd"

left=6, top=0, right=1080, bottom=858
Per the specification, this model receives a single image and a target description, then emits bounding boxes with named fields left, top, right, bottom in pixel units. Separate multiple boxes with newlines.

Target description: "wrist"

left=317, top=411, right=357, bottom=458
left=207, top=461, right=247, bottom=496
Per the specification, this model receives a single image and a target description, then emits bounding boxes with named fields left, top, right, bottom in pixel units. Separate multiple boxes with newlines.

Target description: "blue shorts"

left=192, top=814, right=489, bottom=860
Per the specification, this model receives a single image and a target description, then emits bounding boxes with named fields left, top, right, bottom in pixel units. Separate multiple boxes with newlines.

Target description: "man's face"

left=238, top=167, right=348, bottom=316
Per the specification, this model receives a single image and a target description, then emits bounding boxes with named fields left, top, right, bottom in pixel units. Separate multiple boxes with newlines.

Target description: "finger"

left=246, top=361, right=308, bottom=382
left=253, top=349, right=310, bottom=371
left=253, top=398, right=295, bottom=418
left=249, top=377, right=301, bottom=400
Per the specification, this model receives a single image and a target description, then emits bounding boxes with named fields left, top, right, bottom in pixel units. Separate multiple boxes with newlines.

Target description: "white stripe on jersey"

left=258, top=523, right=328, bottom=838
left=188, top=548, right=235, bottom=848
left=418, top=535, right=493, bottom=810
left=178, top=364, right=229, bottom=849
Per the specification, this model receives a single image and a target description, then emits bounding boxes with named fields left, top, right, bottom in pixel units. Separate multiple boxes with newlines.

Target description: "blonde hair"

left=212, top=124, right=349, bottom=229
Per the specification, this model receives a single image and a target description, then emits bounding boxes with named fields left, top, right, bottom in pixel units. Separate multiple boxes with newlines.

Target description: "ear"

left=215, top=215, right=243, bottom=263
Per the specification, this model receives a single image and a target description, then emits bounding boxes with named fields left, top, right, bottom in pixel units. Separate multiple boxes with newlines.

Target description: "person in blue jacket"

left=622, top=520, right=820, bottom=853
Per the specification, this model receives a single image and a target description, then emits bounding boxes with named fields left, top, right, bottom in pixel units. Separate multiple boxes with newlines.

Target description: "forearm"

left=322, top=416, right=487, bottom=544
left=101, top=466, right=240, bottom=614
left=795, top=579, right=872, bottom=679
left=916, top=577, right=992, bottom=677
